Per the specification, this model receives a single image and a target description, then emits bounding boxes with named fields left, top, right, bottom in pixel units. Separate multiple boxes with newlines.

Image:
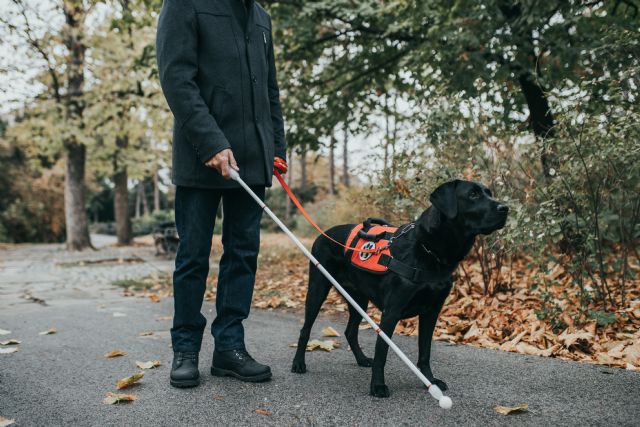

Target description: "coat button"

left=245, top=36, right=250, bottom=43
left=252, top=75, right=257, bottom=83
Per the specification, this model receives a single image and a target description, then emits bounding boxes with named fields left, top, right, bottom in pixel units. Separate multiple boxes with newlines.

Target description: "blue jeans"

left=171, top=185, right=265, bottom=353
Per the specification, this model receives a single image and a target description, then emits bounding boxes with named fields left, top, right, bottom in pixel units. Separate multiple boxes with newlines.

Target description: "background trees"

left=0, top=0, right=637, bottom=321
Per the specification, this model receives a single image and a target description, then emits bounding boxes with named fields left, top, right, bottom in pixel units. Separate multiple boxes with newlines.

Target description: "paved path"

left=0, top=242, right=638, bottom=426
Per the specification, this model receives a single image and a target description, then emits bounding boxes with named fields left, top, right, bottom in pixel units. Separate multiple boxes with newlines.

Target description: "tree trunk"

left=342, top=122, right=350, bottom=187
left=300, top=146, right=307, bottom=188
left=140, top=181, right=149, bottom=216
left=62, top=0, right=90, bottom=250
left=153, top=170, right=161, bottom=212
left=329, top=133, right=336, bottom=195
left=113, top=168, right=132, bottom=246
left=135, top=183, right=142, bottom=218
left=518, top=72, right=555, bottom=177
left=64, top=143, right=91, bottom=250
left=383, top=94, right=390, bottom=171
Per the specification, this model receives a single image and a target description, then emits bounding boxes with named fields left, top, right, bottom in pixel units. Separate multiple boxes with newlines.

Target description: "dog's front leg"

left=417, top=292, right=448, bottom=391
left=370, top=313, right=400, bottom=398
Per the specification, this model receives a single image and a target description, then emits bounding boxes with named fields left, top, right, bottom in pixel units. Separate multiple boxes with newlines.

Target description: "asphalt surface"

left=1, top=241, right=639, bottom=426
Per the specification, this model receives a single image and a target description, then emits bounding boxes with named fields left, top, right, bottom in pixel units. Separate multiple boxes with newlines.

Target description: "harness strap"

left=357, top=230, right=395, bottom=242
left=378, top=253, right=453, bottom=283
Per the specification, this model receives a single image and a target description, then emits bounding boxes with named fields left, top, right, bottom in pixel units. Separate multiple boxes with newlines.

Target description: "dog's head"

left=427, top=179, right=508, bottom=236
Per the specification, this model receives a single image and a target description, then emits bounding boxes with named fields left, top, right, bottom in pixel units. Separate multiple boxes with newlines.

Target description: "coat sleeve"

left=156, top=0, right=230, bottom=163
left=266, top=17, right=287, bottom=161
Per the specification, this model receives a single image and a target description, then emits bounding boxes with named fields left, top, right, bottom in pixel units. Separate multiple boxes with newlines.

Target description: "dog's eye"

left=469, top=190, right=480, bottom=199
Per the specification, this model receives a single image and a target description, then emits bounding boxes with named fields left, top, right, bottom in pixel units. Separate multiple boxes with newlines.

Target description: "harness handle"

left=274, top=170, right=378, bottom=254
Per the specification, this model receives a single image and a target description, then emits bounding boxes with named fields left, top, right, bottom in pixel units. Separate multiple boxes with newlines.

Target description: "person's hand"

left=205, top=148, right=239, bottom=179
left=274, top=157, right=288, bottom=175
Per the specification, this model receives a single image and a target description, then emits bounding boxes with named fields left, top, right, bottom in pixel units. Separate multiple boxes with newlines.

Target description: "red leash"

left=273, top=170, right=377, bottom=254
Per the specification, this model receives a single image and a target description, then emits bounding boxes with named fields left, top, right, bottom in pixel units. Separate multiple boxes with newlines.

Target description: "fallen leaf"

left=103, top=392, right=137, bottom=405
left=322, top=326, right=340, bottom=337
left=135, top=360, right=161, bottom=369
left=0, top=329, right=10, bottom=335
left=213, top=394, right=224, bottom=401
left=0, top=416, right=15, bottom=426
left=139, top=331, right=154, bottom=336
left=116, top=372, right=144, bottom=390
left=105, top=350, right=126, bottom=358
left=39, top=328, right=56, bottom=335
left=306, top=339, right=339, bottom=352
left=0, top=348, right=19, bottom=354
left=148, top=294, right=161, bottom=303
left=463, top=324, right=480, bottom=342
left=288, top=343, right=298, bottom=348
left=623, top=342, right=640, bottom=365
left=156, top=316, right=172, bottom=321
left=113, top=312, right=127, bottom=318
left=495, top=403, right=529, bottom=415
left=255, top=409, right=272, bottom=416
left=0, top=339, right=20, bottom=346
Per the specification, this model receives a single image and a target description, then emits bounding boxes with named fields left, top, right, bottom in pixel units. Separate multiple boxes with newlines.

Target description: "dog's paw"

left=370, top=383, right=391, bottom=398
left=427, top=378, right=447, bottom=391
left=291, top=360, right=307, bottom=374
left=357, top=357, right=373, bottom=367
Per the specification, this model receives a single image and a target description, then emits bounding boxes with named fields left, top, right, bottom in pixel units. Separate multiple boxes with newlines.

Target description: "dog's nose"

left=497, top=204, right=509, bottom=213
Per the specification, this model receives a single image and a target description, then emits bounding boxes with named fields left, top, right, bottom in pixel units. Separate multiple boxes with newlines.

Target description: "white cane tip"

left=439, top=396, right=453, bottom=409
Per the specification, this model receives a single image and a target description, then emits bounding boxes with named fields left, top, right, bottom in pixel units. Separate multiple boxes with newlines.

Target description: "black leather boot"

left=170, top=351, right=200, bottom=388
left=211, top=349, right=272, bottom=382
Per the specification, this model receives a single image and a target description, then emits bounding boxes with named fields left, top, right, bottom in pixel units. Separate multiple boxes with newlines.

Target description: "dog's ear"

left=429, top=180, right=460, bottom=220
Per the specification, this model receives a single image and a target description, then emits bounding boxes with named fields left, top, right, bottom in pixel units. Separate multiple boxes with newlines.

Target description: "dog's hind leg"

left=344, top=293, right=373, bottom=367
left=291, top=260, right=332, bottom=374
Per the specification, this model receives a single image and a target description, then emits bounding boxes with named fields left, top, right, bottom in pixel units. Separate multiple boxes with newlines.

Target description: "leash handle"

left=273, top=170, right=378, bottom=254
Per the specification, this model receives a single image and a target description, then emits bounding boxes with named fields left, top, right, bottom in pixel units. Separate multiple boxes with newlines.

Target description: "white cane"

left=229, top=168, right=452, bottom=409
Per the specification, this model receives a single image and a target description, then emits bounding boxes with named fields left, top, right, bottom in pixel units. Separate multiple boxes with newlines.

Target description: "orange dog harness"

left=345, top=223, right=398, bottom=273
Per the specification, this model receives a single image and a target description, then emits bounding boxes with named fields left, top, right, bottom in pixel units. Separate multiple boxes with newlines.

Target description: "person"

left=156, top=0, right=288, bottom=388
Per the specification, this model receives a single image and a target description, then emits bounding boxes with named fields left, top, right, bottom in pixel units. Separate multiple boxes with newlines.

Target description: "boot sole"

left=170, top=378, right=200, bottom=388
left=210, top=366, right=272, bottom=382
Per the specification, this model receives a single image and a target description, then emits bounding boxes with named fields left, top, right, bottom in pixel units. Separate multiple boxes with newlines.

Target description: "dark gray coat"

left=156, top=0, right=286, bottom=188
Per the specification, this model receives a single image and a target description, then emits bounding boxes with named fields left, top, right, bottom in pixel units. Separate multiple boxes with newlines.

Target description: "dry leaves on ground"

left=135, top=360, right=161, bottom=369
left=105, top=350, right=126, bottom=358
left=306, top=339, right=340, bottom=352
left=0, top=339, right=20, bottom=346
left=116, top=372, right=144, bottom=390
left=0, top=416, right=15, bottom=426
left=38, top=328, right=56, bottom=335
left=0, top=348, right=19, bottom=354
left=148, top=294, right=161, bottom=303
left=255, top=409, right=272, bottom=416
left=494, top=403, right=529, bottom=415
left=156, top=316, right=172, bottom=321
left=139, top=331, right=154, bottom=336
left=140, top=233, right=640, bottom=371
left=322, top=326, right=340, bottom=337
left=213, top=394, right=224, bottom=401
left=104, top=392, right=137, bottom=405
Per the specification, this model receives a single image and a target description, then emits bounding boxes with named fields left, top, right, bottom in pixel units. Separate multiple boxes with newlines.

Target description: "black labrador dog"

left=291, top=179, right=508, bottom=397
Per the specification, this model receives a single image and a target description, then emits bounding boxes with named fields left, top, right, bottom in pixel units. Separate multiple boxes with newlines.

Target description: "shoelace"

left=232, top=349, right=254, bottom=361
left=176, top=352, right=198, bottom=361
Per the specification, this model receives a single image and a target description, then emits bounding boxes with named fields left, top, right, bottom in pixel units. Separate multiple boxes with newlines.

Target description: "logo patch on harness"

left=358, top=241, right=376, bottom=261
